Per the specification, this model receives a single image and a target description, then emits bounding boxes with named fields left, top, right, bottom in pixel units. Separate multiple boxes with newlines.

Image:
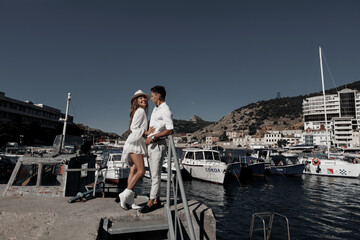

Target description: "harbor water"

left=133, top=174, right=360, bottom=239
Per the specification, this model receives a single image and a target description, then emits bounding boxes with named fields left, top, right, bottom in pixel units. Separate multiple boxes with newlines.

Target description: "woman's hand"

left=145, top=126, right=155, bottom=136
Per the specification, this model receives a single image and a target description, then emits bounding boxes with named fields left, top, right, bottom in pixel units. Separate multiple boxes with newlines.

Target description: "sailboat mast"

left=319, top=46, right=330, bottom=157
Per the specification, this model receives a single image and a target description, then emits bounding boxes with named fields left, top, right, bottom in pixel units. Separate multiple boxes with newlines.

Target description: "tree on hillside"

left=277, top=139, right=288, bottom=148
left=219, top=132, right=229, bottom=141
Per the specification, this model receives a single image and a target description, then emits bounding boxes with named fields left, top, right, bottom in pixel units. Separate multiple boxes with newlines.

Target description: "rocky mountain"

left=173, top=115, right=213, bottom=135
left=190, top=80, right=360, bottom=141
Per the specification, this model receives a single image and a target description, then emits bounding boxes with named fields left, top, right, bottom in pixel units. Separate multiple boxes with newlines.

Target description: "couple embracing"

left=118, top=86, right=173, bottom=213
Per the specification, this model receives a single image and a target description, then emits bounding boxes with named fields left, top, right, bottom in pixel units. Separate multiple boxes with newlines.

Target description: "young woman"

left=118, top=90, right=154, bottom=210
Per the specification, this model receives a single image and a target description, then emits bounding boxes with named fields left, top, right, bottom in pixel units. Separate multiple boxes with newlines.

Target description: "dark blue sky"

left=1, top=0, right=360, bottom=134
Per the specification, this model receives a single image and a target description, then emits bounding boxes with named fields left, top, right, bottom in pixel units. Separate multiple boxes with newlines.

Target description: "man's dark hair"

left=151, top=85, right=166, bottom=99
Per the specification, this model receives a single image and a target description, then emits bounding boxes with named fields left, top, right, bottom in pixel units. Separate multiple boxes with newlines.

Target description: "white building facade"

left=232, top=135, right=264, bottom=147
left=303, top=88, right=360, bottom=147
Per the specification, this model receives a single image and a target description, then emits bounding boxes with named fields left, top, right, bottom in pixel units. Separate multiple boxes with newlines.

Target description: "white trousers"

left=147, top=140, right=166, bottom=199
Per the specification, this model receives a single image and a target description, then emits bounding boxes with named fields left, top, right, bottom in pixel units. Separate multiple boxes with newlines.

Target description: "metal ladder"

left=249, top=212, right=290, bottom=240
left=165, top=135, right=196, bottom=240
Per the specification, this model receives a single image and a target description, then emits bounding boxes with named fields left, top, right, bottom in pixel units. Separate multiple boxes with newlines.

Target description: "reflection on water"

left=122, top=174, right=360, bottom=240
left=187, top=176, right=360, bottom=240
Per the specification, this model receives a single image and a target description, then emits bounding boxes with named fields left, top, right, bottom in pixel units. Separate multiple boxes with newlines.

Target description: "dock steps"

left=103, top=217, right=169, bottom=239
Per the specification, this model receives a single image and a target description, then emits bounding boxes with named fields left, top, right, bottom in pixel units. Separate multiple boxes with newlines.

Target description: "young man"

left=141, top=86, right=173, bottom=213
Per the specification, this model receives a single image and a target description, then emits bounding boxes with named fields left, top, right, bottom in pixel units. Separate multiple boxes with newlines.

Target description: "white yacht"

left=181, top=148, right=228, bottom=184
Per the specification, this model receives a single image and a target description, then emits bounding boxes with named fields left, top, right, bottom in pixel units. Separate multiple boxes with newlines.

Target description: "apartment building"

left=226, top=131, right=242, bottom=139
left=303, top=88, right=360, bottom=147
left=232, top=135, right=264, bottom=147
left=206, top=136, right=219, bottom=145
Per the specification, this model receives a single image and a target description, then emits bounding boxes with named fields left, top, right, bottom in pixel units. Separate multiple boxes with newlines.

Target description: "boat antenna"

left=59, top=93, right=71, bottom=153
left=319, top=46, right=330, bottom=158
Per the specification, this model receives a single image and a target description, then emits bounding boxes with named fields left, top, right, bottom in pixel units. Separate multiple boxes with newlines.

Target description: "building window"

left=339, top=92, right=356, bottom=117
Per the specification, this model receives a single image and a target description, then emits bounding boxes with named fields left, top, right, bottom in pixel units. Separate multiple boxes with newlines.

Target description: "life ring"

left=354, top=158, right=360, bottom=164
left=312, top=158, right=320, bottom=166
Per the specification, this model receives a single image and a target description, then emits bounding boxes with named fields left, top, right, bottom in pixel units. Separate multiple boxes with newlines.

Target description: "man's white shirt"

left=149, top=102, right=173, bottom=136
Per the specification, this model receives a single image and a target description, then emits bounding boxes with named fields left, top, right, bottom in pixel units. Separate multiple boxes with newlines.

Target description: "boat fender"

left=354, top=158, right=360, bottom=164
left=312, top=158, right=320, bottom=166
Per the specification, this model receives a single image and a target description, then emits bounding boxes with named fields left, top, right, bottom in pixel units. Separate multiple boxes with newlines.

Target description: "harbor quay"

left=0, top=184, right=216, bottom=240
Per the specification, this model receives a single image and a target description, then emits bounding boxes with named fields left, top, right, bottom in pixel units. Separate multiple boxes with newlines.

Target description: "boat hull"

left=227, top=162, right=265, bottom=178
left=303, top=159, right=360, bottom=178
left=183, top=163, right=228, bottom=184
left=267, top=164, right=305, bottom=176
left=249, top=162, right=266, bottom=177
left=103, top=167, right=130, bottom=184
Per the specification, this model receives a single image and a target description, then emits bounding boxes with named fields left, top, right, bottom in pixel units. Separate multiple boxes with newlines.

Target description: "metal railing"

left=165, top=135, right=196, bottom=240
left=249, top=212, right=290, bottom=240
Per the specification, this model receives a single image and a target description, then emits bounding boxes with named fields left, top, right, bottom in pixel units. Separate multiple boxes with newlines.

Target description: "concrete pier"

left=0, top=187, right=216, bottom=239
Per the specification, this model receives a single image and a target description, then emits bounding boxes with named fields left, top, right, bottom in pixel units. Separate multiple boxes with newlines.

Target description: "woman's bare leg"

left=128, top=163, right=137, bottom=186
left=127, top=153, right=145, bottom=190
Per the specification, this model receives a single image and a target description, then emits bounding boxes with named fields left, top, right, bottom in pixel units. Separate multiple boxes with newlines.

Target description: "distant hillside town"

left=177, top=87, right=360, bottom=149
left=2, top=82, right=360, bottom=149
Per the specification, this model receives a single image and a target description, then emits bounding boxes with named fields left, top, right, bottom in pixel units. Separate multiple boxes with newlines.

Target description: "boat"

left=299, top=47, right=360, bottom=178
left=244, top=156, right=266, bottom=177
left=300, top=154, right=360, bottom=177
left=226, top=155, right=265, bottom=179
left=181, top=148, right=228, bottom=184
left=268, top=154, right=305, bottom=176
left=144, top=155, right=185, bottom=182
left=251, top=148, right=305, bottom=176
left=101, top=151, right=130, bottom=184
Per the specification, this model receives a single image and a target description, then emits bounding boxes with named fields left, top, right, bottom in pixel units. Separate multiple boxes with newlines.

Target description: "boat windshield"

left=195, top=151, right=203, bottom=160
left=112, top=154, right=122, bottom=161
left=204, top=151, right=213, bottom=160
left=185, top=151, right=194, bottom=160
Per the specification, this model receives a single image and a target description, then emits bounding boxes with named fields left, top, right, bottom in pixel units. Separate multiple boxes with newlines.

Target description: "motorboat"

left=251, top=148, right=305, bottom=176
left=268, top=154, right=305, bottom=176
left=240, top=156, right=266, bottom=177
left=101, top=151, right=130, bottom=184
left=181, top=148, right=228, bottom=184
left=224, top=155, right=265, bottom=180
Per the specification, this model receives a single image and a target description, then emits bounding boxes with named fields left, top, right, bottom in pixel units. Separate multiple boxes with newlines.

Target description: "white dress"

left=121, top=108, right=148, bottom=163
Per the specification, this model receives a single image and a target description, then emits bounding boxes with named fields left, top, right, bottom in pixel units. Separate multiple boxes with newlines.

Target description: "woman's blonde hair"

left=129, top=96, right=148, bottom=129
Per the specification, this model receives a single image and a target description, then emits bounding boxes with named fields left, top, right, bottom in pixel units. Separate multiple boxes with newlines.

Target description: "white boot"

left=126, top=190, right=142, bottom=210
left=119, top=189, right=132, bottom=210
